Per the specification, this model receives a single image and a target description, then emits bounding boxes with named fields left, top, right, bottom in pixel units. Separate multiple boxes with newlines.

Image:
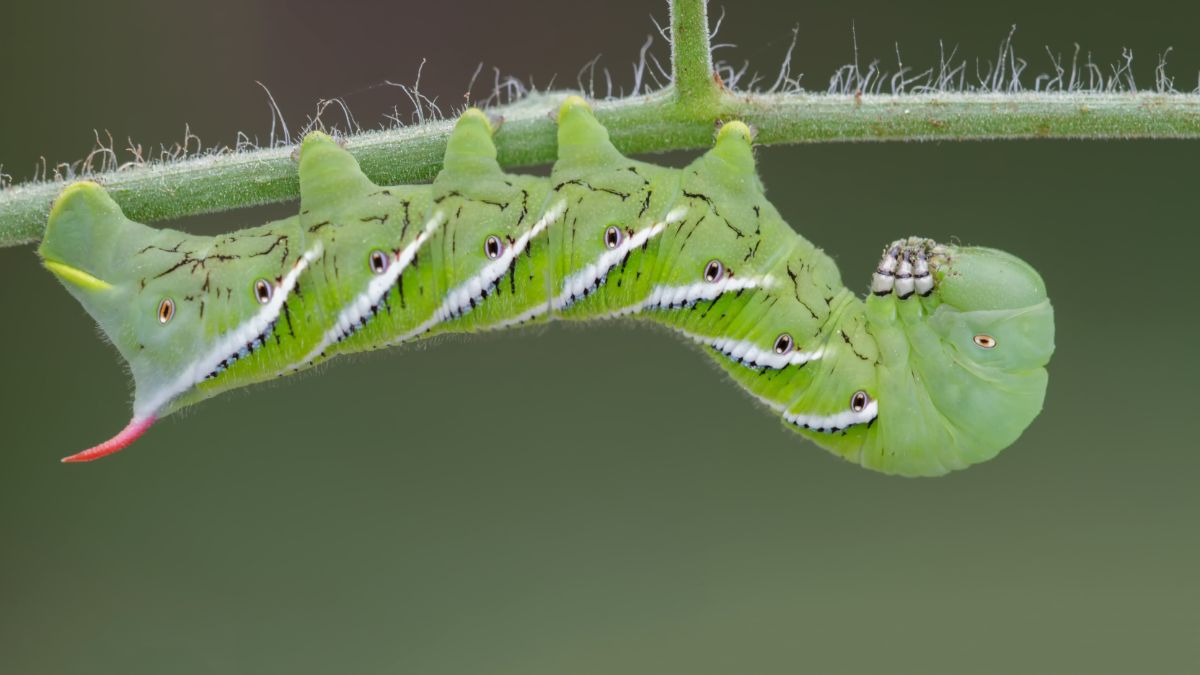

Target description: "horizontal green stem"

left=1, top=89, right=1197, bottom=248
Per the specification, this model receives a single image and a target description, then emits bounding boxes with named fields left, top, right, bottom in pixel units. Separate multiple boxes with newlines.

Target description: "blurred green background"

left=2, top=1, right=1197, bottom=673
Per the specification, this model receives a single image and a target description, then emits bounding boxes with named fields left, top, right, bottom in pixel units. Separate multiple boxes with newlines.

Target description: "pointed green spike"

left=39, top=181, right=152, bottom=291
left=440, top=108, right=502, bottom=179
left=691, top=121, right=764, bottom=194
left=555, top=95, right=626, bottom=172
left=297, top=131, right=377, bottom=213
left=712, top=121, right=756, bottom=173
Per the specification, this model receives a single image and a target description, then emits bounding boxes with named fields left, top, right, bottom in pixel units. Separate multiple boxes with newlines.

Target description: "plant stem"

left=670, top=0, right=720, bottom=111
left=1, top=2, right=1198, bottom=249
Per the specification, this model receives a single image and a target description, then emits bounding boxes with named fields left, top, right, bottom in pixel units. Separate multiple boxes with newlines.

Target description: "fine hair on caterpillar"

left=38, top=96, right=1054, bottom=476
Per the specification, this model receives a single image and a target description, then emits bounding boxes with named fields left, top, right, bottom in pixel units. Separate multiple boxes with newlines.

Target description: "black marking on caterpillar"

left=554, top=179, right=631, bottom=200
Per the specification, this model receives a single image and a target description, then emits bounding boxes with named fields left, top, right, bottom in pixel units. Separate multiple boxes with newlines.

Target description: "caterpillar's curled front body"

left=37, top=97, right=1054, bottom=476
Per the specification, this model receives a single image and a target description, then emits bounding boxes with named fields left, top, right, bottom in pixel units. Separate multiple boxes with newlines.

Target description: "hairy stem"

left=1, top=1, right=1198, bottom=248
left=670, top=0, right=720, bottom=110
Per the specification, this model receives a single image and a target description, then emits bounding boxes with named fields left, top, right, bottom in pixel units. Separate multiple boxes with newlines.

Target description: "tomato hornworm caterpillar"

left=38, top=97, right=1054, bottom=476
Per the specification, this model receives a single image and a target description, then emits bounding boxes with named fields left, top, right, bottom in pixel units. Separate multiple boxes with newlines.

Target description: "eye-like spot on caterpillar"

left=973, top=334, right=997, bottom=349
left=773, top=333, right=794, bottom=355
left=484, top=235, right=505, bottom=260
left=850, top=390, right=871, bottom=413
left=368, top=249, right=389, bottom=275
left=703, top=259, right=725, bottom=283
left=604, top=225, right=623, bottom=249
left=253, top=279, right=273, bottom=305
left=157, top=298, right=175, bottom=325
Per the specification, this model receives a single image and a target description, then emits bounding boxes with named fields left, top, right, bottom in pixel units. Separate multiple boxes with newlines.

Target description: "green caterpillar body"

left=38, top=97, right=1054, bottom=475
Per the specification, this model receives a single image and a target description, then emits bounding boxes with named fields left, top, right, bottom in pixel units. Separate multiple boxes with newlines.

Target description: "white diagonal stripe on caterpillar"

left=551, top=205, right=686, bottom=311
left=677, top=329, right=824, bottom=370
left=784, top=399, right=879, bottom=433
left=485, top=205, right=688, bottom=328
left=386, top=199, right=566, bottom=345
left=135, top=242, right=324, bottom=418
left=606, top=274, right=777, bottom=318
left=298, top=211, right=446, bottom=366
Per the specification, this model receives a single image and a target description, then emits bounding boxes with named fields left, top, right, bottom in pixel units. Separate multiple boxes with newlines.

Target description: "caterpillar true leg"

left=870, top=238, right=948, bottom=298
left=39, top=97, right=1053, bottom=475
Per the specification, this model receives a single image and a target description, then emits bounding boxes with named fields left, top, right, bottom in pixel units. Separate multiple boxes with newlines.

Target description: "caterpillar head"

left=847, top=244, right=1055, bottom=476
left=930, top=246, right=1055, bottom=371
left=39, top=182, right=314, bottom=461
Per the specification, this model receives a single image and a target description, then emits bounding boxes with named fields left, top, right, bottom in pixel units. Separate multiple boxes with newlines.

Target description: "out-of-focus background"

left=2, top=1, right=1197, bottom=673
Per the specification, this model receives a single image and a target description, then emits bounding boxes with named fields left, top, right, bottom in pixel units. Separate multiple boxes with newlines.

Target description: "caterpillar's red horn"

left=61, top=416, right=157, bottom=463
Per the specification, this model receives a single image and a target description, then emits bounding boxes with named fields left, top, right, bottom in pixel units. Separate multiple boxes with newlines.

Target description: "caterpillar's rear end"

left=37, top=96, right=1054, bottom=475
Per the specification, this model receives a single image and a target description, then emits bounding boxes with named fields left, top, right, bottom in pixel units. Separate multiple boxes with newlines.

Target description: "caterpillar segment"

left=38, top=96, right=1054, bottom=475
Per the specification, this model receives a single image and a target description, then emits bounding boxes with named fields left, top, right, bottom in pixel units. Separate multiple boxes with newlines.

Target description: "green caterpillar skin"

left=37, top=97, right=1054, bottom=475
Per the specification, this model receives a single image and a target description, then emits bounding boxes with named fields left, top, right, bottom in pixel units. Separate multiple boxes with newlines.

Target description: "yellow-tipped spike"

left=42, top=260, right=113, bottom=291
left=557, top=95, right=592, bottom=122
left=717, top=120, right=754, bottom=145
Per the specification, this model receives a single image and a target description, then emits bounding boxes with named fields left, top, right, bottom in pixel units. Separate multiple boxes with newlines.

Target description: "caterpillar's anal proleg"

left=38, top=97, right=1054, bottom=476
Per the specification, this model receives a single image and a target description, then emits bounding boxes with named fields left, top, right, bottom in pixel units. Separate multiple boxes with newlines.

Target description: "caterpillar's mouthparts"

left=60, top=416, right=156, bottom=463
